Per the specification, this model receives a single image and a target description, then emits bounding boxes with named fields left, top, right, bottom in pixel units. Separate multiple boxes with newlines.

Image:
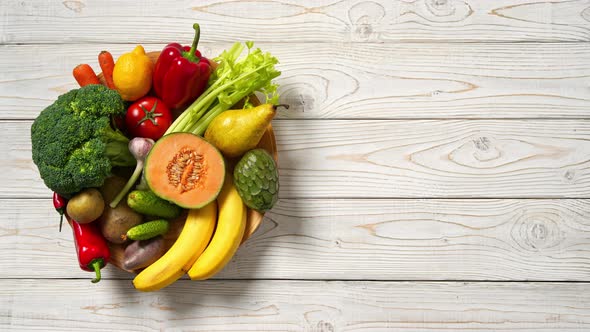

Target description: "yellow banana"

left=133, top=202, right=217, bottom=291
left=188, top=177, right=246, bottom=280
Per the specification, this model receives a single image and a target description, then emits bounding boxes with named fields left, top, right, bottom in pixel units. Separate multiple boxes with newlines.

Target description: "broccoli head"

left=31, top=84, right=135, bottom=196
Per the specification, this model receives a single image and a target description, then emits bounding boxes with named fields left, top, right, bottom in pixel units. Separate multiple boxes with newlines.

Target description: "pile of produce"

left=31, top=23, right=284, bottom=291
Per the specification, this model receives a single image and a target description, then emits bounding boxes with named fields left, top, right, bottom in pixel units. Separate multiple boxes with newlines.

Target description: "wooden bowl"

left=70, top=50, right=278, bottom=273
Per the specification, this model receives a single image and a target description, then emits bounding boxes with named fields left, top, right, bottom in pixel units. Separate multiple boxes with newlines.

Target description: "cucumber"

left=125, top=219, right=170, bottom=241
left=127, top=190, right=182, bottom=219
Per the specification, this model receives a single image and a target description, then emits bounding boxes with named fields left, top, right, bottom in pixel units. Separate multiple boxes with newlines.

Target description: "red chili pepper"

left=153, top=23, right=212, bottom=110
left=72, top=220, right=110, bottom=283
left=52, top=192, right=67, bottom=232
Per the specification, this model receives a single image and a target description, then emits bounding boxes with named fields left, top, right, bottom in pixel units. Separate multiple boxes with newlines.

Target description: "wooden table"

left=2, top=1, right=590, bottom=330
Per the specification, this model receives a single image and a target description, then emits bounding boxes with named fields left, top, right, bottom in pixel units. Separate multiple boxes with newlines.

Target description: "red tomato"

left=125, top=97, right=172, bottom=140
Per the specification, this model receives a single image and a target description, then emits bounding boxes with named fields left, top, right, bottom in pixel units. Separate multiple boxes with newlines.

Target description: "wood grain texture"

left=1, top=0, right=590, bottom=44
left=1, top=279, right=590, bottom=331
left=277, top=119, right=590, bottom=198
left=9, top=120, right=590, bottom=199
left=2, top=0, right=590, bottom=330
left=3, top=198, right=590, bottom=281
left=1, top=43, right=589, bottom=119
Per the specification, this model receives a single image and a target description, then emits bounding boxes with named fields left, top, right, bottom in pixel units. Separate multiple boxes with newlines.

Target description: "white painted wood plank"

left=7, top=120, right=590, bottom=198
left=2, top=198, right=589, bottom=280
left=277, top=120, right=590, bottom=198
left=1, top=0, right=589, bottom=43
left=1, top=279, right=589, bottom=331
left=1, top=43, right=589, bottom=119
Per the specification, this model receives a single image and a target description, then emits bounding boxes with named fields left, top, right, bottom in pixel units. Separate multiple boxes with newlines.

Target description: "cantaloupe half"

left=144, top=132, right=225, bottom=209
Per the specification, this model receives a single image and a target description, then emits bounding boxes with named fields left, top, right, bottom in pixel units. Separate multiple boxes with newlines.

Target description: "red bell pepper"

left=153, top=23, right=212, bottom=110
left=52, top=192, right=67, bottom=232
left=72, top=220, right=110, bottom=283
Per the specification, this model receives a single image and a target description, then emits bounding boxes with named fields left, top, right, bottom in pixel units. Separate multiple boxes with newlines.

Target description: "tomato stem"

left=137, top=101, right=163, bottom=126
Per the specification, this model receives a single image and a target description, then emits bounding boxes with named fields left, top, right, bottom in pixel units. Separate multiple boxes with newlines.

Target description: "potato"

left=98, top=204, right=142, bottom=244
left=66, top=188, right=104, bottom=223
left=98, top=176, right=143, bottom=244
left=99, top=176, right=128, bottom=203
left=123, top=236, right=164, bottom=271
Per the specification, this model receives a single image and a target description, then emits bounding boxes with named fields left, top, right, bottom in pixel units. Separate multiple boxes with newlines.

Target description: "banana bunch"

left=133, top=176, right=247, bottom=291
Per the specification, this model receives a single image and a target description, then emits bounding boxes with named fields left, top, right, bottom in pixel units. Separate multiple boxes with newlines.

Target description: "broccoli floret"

left=68, top=84, right=126, bottom=118
left=31, top=84, right=135, bottom=196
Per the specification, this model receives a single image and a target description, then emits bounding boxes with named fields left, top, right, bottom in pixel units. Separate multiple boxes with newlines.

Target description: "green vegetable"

left=109, top=137, right=154, bottom=209
left=165, top=41, right=280, bottom=136
left=31, top=85, right=135, bottom=196
left=124, top=219, right=170, bottom=241
left=127, top=190, right=181, bottom=219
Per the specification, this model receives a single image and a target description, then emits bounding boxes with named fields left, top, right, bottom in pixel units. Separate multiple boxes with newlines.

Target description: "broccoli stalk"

left=102, top=126, right=136, bottom=167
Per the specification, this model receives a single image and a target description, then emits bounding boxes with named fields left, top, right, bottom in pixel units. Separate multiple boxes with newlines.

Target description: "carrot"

left=98, top=51, right=116, bottom=89
left=73, top=64, right=100, bottom=87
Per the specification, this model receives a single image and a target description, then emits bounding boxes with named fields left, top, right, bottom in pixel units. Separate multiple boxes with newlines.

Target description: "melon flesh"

left=145, top=133, right=225, bottom=209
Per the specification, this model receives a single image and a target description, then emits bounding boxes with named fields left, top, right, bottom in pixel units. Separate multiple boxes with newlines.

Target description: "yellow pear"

left=204, top=103, right=287, bottom=157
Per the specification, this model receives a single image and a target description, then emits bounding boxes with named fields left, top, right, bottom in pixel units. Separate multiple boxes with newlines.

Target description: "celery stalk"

left=165, top=41, right=280, bottom=136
